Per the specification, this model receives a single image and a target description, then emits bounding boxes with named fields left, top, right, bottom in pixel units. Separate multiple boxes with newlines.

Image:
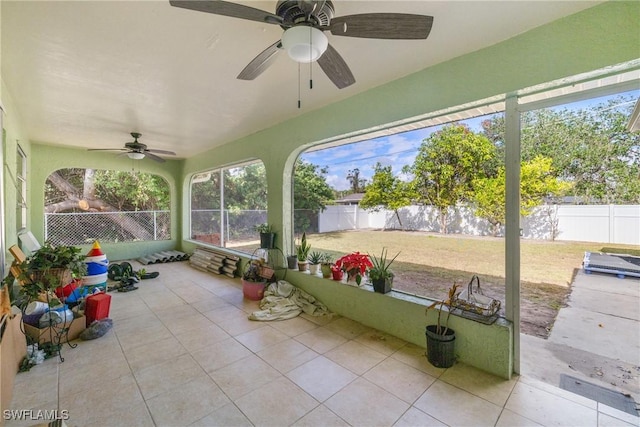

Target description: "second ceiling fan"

left=169, top=0, right=434, bottom=89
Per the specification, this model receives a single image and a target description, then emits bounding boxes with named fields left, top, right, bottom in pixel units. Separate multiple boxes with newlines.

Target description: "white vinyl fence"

left=318, top=204, right=640, bottom=245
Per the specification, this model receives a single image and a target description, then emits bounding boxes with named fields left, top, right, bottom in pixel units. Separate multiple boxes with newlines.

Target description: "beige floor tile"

left=217, top=315, right=267, bottom=336
left=325, top=317, right=372, bottom=340
left=57, top=333, right=122, bottom=368
left=124, top=335, right=188, bottom=372
left=161, top=312, right=213, bottom=335
left=59, top=350, right=131, bottom=396
left=598, top=412, right=639, bottom=427
left=295, top=327, right=348, bottom=354
left=115, top=322, right=173, bottom=352
left=355, top=330, right=407, bottom=356
left=325, top=340, right=387, bottom=375
left=257, top=338, right=320, bottom=373
left=439, top=362, right=517, bottom=406
left=202, top=305, right=247, bottom=323
left=391, top=342, right=447, bottom=378
left=414, top=380, right=502, bottom=427
left=142, top=294, right=189, bottom=312
left=174, top=322, right=231, bottom=352
left=235, top=376, right=319, bottom=426
left=364, top=357, right=437, bottom=404
left=505, top=381, right=598, bottom=427
left=235, top=325, right=290, bottom=352
left=190, top=296, right=231, bottom=313
left=393, top=407, right=447, bottom=427
left=60, top=374, right=145, bottom=426
left=154, top=303, right=200, bottom=323
left=190, top=338, right=253, bottom=373
left=598, top=403, right=640, bottom=426
left=300, top=312, right=338, bottom=326
left=9, top=361, right=60, bottom=411
left=133, top=353, right=205, bottom=399
left=172, top=286, right=218, bottom=304
left=519, top=375, right=598, bottom=409
left=286, top=356, right=358, bottom=402
left=88, top=401, right=155, bottom=427
left=4, top=400, right=59, bottom=427
left=209, top=354, right=282, bottom=400
left=268, top=316, right=319, bottom=337
left=495, top=409, right=543, bottom=426
left=292, top=404, right=350, bottom=427
left=146, top=375, right=230, bottom=427
left=190, top=403, right=253, bottom=427
left=112, top=311, right=161, bottom=334
left=325, top=377, right=410, bottom=427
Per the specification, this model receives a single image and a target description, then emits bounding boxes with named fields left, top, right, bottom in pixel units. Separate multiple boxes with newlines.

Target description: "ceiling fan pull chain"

left=309, top=27, right=313, bottom=90
left=298, top=62, right=302, bottom=109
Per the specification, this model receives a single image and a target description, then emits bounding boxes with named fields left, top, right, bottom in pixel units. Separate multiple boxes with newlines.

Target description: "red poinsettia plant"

left=335, top=252, right=373, bottom=285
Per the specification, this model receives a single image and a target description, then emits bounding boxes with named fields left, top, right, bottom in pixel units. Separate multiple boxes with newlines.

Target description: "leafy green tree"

left=293, top=159, right=334, bottom=233
left=94, top=170, right=169, bottom=210
left=346, top=168, right=367, bottom=193
left=472, top=156, right=571, bottom=235
left=223, top=163, right=267, bottom=210
left=360, top=163, right=414, bottom=229
left=408, top=123, right=496, bottom=233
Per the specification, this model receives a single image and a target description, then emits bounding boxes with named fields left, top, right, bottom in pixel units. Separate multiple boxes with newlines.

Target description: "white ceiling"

left=1, top=1, right=601, bottom=159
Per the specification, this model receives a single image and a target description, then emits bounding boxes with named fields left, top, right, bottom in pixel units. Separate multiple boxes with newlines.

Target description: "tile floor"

left=6, top=261, right=639, bottom=427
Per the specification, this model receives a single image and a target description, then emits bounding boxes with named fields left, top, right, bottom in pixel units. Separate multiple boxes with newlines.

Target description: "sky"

left=300, top=90, right=638, bottom=192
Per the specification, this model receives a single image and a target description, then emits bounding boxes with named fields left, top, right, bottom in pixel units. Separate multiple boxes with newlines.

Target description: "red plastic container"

left=85, top=293, right=112, bottom=327
left=242, top=279, right=265, bottom=301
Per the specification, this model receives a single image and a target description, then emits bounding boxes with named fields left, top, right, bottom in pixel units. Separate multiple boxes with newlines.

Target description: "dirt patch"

left=393, top=267, right=571, bottom=338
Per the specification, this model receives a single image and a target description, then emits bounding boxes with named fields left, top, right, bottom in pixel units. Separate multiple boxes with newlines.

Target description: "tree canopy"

left=360, top=163, right=414, bottom=229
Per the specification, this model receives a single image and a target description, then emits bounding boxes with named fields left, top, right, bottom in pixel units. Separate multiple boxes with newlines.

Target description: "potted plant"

left=241, top=259, right=268, bottom=301
left=330, top=264, right=344, bottom=281
left=18, top=242, right=87, bottom=303
left=320, top=253, right=333, bottom=278
left=368, top=248, right=400, bottom=294
left=255, top=223, right=276, bottom=249
left=335, top=252, right=373, bottom=286
left=296, top=232, right=311, bottom=271
left=425, top=283, right=460, bottom=368
left=307, top=251, right=323, bottom=276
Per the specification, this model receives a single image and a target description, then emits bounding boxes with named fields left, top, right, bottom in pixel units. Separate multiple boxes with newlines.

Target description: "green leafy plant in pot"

left=18, top=242, right=87, bottom=305
left=320, top=253, right=333, bottom=278
left=425, top=283, right=460, bottom=368
left=368, top=248, right=399, bottom=294
left=255, top=223, right=276, bottom=249
left=241, top=259, right=268, bottom=301
left=296, top=232, right=311, bottom=272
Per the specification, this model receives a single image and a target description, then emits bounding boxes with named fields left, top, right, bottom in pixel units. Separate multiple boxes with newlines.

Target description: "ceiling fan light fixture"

left=281, top=26, right=328, bottom=63
left=127, top=152, right=145, bottom=160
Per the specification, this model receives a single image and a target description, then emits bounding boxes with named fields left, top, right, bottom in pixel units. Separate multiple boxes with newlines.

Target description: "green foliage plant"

left=360, top=163, right=415, bottom=230
left=427, top=283, right=460, bottom=335
left=296, top=232, right=311, bottom=262
left=254, top=223, right=273, bottom=234
left=368, top=248, right=400, bottom=281
left=307, top=251, right=323, bottom=265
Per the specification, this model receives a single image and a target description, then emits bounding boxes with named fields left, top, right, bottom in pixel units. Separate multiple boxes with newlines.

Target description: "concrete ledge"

left=285, top=270, right=513, bottom=379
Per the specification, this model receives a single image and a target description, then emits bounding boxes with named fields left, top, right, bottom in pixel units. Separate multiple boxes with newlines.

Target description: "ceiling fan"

left=88, top=133, right=177, bottom=163
left=169, top=0, right=434, bottom=89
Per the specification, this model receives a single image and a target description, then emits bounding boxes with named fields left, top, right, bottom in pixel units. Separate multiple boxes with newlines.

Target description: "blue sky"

left=300, top=90, right=638, bottom=192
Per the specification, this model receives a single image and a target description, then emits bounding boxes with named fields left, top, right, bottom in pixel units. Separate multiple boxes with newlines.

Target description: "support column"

left=505, top=94, right=521, bottom=374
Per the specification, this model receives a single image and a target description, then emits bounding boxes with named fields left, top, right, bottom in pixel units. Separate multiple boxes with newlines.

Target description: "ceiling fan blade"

left=237, top=40, right=282, bottom=81
left=88, top=148, right=127, bottom=152
left=169, top=1, right=283, bottom=25
left=144, top=152, right=166, bottom=163
left=146, top=149, right=177, bottom=155
left=317, top=44, right=355, bottom=89
left=330, top=13, right=433, bottom=40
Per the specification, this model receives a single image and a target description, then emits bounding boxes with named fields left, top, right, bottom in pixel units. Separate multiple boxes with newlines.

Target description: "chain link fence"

left=45, top=211, right=171, bottom=245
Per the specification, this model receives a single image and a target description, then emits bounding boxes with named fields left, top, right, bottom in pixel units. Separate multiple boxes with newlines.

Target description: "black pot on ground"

left=425, top=325, right=456, bottom=368
left=372, top=277, right=392, bottom=294
left=259, top=232, right=276, bottom=249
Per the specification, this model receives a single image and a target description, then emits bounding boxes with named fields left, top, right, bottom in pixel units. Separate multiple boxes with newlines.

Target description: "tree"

left=409, top=123, right=496, bottom=233
left=346, top=168, right=367, bottom=193
left=360, top=163, right=414, bottom=229
left=472, top=156, right=571, bottom=236
left=293, top=160, right=334, bottom=233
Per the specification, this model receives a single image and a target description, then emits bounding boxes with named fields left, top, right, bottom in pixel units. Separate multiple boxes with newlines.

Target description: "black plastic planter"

left=259, top=232, right=276, bottom=249
left=425, top=325, right=456, bottom=368
left=372, top=278, right=392, bottom=294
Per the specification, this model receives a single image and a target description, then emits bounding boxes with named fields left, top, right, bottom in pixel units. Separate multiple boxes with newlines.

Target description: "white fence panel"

left=612, top=205, right=640, bottom=245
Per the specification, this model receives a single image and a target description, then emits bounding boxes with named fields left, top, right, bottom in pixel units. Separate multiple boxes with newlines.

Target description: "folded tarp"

left=249, top=281, right=331, bottom=321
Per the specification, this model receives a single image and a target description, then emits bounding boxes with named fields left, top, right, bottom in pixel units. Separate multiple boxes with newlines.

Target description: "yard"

left=239, top=230, right=639, bottom=338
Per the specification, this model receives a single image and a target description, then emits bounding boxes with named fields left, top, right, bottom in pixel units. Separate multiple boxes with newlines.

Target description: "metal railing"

left=45, top=210, right=171, bottom=245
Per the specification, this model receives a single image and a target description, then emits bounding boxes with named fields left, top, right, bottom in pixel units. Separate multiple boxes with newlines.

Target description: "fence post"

left=153, top=211, right=158, bottom=241
left=44, top=214, right=48, bottom=241
left=609, top=204, right=615, bottom=244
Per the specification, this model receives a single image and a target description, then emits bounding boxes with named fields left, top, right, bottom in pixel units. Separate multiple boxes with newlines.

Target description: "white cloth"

left=249, top=280, right=330, bottom=321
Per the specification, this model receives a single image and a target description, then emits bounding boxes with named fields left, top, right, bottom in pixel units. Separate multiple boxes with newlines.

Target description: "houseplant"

left=368, top=248, right=400, bottom=294
left=307, top=251, right=323, bottom=276
left=241, top=259, right=268, bottom=300
left=320, top=253, right=333, bottom=278
left=296, top=232, right=311, bottom=271
left=18, top=242, right=87, bottom=302
left=425, top=283, right=460, bottom=368
left=255, top=223, right=276, bottom=249
left=335, top=252, right=372, bottom=285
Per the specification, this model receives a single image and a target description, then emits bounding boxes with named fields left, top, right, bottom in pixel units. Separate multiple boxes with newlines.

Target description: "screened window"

left=44, top=168, right=171, bottom=245
left=16, top=144, right=27, bottom=231
left=190, top=160, right=267, bottom=255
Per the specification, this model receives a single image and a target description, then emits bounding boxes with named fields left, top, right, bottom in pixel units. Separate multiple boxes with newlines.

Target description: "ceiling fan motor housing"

left=276, top=0, right=334, bottom=27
